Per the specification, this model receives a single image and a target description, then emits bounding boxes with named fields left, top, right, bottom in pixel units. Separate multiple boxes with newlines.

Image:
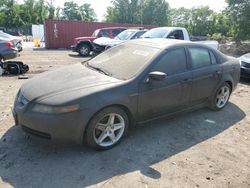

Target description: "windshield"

left=86, top=43, right=160, bottom=80
left=115, top=30, right=136, bottom=40
left=141, top=28, right=169, bottom=38
left=92, top=29, right=99, bottom=37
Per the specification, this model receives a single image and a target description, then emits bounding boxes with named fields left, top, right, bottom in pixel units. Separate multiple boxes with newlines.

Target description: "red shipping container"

left=44, top=19, right=156, bottom=49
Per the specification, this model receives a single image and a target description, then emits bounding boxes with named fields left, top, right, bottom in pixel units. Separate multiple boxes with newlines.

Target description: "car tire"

left=209, top=82, right=231, bottom=111
left=85, top=107, right=129, bottom=150
left=78, top=44, right=90, bottom=57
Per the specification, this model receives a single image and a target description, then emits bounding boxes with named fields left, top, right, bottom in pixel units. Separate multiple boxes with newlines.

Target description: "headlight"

left=31, top=103, right=80, bottom=114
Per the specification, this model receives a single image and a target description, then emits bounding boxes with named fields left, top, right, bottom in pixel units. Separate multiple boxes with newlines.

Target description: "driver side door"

left=137, top=47, right=192, bottom=122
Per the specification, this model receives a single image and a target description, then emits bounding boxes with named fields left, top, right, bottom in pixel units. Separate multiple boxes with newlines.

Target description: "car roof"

left=125, top=38, right=192, bottom=49
left=150, top=27, right=186, bottom=30
left=97, top=27, right=127, bottom=30
left=125, top=38, right=217, bottom=51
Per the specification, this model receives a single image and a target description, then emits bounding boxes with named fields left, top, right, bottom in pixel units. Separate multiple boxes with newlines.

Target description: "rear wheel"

left=210, top=83, right=231, bottom=111
left=78, top=44, right=90, bottom=57
left=85, top=107, right=129, bottom=150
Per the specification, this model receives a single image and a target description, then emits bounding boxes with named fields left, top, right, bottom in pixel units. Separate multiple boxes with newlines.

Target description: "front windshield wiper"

left=143, top=36, right=152, bottom=38
left=85, top=62, right=111, bottom=76
left=115, top=36, right=121, bottom=40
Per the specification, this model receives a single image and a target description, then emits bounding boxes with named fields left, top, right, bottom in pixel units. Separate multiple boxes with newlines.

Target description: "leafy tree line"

left=0, top=0, right=249, bottom=40
left=0, top=0, right=97, bottom=29
left=106, top=0, right=250, bottom=40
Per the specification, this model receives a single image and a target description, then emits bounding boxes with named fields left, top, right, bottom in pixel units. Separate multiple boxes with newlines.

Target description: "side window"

left=112, top=29, right=121, bottom=37
left=167, top=30, right=184, bottom=40
left=99, top=30, right=110, bottom=37
left=152, top=48, right=187, bottom=75
left=209, top=51, right=217, bottom=64
left=189, top=48, right=211, bottom=69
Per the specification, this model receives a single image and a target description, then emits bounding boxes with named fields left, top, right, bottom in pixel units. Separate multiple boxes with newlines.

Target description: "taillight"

left=4, top=41, right=15, bottom=48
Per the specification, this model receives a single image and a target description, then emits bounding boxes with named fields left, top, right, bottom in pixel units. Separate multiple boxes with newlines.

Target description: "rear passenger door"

left=188, top=47, right=222, bottom=105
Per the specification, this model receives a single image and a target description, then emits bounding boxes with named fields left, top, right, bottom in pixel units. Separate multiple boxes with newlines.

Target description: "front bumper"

left=240, top=67, right=250, bottom=78
left=12, top=101, right=87, bottom=145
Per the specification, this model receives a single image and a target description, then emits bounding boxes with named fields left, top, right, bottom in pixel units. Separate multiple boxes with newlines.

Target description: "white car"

left=93, top=29, right=147, bottom=53
left=238, top=53, right=250, bottom=78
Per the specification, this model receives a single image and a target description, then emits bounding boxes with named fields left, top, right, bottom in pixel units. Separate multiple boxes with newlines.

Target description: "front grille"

left=21, top=125, right=51, bottom=139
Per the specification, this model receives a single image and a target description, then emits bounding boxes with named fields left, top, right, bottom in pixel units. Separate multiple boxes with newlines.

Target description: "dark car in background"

left=13, top=39, right=240, bottom=150
left=238, top=53, right=250, bottom=78
left=71, top=27, right=126, bottom=56
left=0, top=31, right=23, bottom=52
left=0, top=40, right=18, bottom=61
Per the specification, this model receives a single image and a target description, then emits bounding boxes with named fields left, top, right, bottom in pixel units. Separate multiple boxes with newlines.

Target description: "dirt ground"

left=0, top=47, right=250, bottom=188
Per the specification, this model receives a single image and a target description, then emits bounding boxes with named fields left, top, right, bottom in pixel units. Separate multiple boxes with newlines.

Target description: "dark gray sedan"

left=13, top=39, right=240, bottom=150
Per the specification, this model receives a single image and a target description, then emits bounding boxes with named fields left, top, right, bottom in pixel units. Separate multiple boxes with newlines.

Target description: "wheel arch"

left=83, top=104, right=135, bottom=141
left=77, top=40, right=93, bottom=51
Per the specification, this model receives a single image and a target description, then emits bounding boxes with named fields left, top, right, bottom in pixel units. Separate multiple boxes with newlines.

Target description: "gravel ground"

left=0, top=48, right=250, bottom=188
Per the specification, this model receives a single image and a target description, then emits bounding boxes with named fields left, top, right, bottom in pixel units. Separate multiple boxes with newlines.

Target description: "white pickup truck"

left=140, top=27, right=219, bottom=49
left=93, top=27, right=219, bottom=52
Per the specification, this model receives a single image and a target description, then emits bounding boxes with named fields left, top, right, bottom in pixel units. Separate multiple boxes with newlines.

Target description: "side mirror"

left=148, top=71, right=166, bottom=81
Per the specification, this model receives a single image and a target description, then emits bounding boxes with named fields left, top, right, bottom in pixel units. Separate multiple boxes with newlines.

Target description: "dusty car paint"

left=13, top=39, right=240, bottom=145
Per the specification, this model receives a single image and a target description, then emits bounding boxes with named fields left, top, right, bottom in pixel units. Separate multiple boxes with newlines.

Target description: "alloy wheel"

left=93, top=113, right=125, bottom=147
left=216, top=85, right=230, bottom=108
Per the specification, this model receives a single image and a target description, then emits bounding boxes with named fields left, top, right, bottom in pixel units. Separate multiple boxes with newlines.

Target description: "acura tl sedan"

left=13, top=39, right=240, bottom=150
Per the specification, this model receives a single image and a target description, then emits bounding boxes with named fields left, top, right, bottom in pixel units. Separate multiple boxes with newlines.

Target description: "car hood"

left=93, top=37, right=123, bottom=46
left=21, top=63, right=121, bottom=104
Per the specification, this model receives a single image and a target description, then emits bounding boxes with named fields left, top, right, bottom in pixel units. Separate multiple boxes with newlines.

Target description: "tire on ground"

left=209, top=82, right=232, bottom=111
left=78, top=44, right=90, bottom=57
left=85, top=106, right=129, bottom=150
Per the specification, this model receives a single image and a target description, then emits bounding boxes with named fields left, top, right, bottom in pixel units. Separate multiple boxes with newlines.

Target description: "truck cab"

left=141, top=27, right=218, bottom=50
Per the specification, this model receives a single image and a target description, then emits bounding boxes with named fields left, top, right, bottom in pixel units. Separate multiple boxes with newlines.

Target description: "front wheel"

left=210, top=83, right=231, bottom=111
left=78, top=44, right=90, bottom=57
left=85, top=107, right=129, bottom=150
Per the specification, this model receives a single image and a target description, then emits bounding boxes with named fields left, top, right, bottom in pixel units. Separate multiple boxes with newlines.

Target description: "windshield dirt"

left=87, top=43, right=160, bottom=80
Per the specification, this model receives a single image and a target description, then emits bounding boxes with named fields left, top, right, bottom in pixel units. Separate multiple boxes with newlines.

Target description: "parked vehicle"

left=0, top=40, right=18, bottom=61
left=238, top=53, right=250, bottom=78
left=141, top=27, right=219, bottom=50
left=13, top=39, right=240, bottom=150
left=92, top=29, right=147, bottom=53
left=0, top=31, right=23, bottom=52
left=0, top=40, right=28, bottom=76
left=71, top=27, right=126, bottom=56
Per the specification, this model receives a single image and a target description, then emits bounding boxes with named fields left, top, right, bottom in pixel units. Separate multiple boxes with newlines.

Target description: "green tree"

left=62, top=1, right=97, bottom=21
left=105, top=0, right=169, bottom=26
left=226, top=0, right=250, bottom=40
left=79, top=3, right=97, bottom=21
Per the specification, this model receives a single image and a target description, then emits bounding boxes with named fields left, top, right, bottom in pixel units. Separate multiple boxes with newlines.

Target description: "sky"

left=17, top=0, right=228, bottom=21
